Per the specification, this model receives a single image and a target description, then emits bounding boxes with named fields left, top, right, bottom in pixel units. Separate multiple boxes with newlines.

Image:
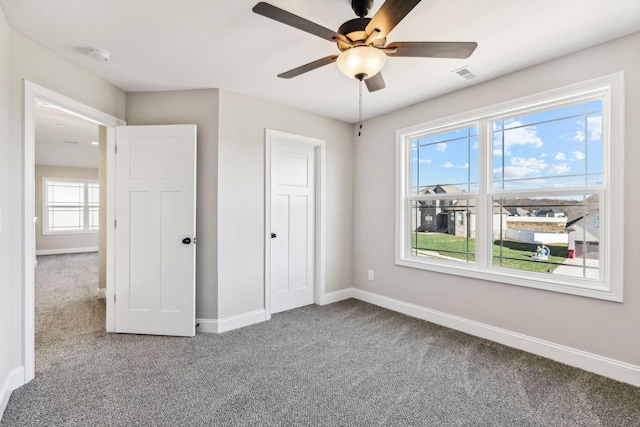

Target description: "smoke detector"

left=88, top=48, right=110, bottom=62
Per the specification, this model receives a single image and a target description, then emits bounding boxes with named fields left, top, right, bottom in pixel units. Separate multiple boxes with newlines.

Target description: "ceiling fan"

left=252, top=0, right=478, bottom=92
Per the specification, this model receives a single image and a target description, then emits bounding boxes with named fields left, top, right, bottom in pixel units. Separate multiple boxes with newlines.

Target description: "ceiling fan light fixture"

left=336, top=45, right=386, bottom=81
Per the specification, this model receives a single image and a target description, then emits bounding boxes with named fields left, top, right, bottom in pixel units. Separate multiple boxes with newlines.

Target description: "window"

left=43, top=178, right=99, bottom=234
left=396, top=74, right=624, bottom=301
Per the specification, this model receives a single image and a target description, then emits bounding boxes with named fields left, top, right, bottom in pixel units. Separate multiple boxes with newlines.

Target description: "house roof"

left=566, top=210, right=599, bottom=229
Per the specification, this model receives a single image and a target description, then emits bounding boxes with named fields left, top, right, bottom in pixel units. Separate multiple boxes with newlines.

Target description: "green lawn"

left=412, top=232, right=566, bottom=273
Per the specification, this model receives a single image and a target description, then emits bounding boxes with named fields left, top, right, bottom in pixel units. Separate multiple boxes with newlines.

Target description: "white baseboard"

left=351, top=288, right=640, bottom=387
left=319, top=288, right=354, bottom=305
left=197, top=309, right=266, bottom=334
left=96, top=287, right=106, bottom=299
left=0, top=366, right=25, bottom=419
left=36, top=247, right=98, bottom=256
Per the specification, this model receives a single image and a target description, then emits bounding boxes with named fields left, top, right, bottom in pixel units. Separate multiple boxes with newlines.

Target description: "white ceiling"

left=35, top=102, right=100, bottom=169
left=3, top=0, right=640, bottom=123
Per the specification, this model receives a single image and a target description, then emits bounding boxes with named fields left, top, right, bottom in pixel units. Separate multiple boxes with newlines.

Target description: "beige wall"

left=5, top=28, right=126, bottom=382
left=352, top=32, right=640, bottom=366
left=34, top=165, right=99, bottom=253
left=217, top=90, right=354, bottom=318
left=126, top=89, right=220, bottom=319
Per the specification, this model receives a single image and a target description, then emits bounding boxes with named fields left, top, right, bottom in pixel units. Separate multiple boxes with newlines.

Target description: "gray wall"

left=352, top=32, right=640, bottom=366
left=126, top=90, right=220, bottom=319
left=0, top=6, right=14, bottom=405
left=217, top=89, right=354, bottom=318
left=4, top=25, right=126, bottom=389
left=126, top=89, right=355, bottom=320
left=34, top=165, right=99, bottom=253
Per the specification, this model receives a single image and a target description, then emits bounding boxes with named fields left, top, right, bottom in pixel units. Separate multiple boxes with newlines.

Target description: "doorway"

left=264, top=129, right=326, bottom=319
left=23, top=81, right=125, bottom=383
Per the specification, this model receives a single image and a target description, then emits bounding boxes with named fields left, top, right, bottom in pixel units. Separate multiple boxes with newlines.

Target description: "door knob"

left=182, top=237, right=191, bottom=244
left=271, top=233, right=277, bottom=239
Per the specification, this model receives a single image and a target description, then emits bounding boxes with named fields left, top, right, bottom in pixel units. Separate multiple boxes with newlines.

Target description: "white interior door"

left=270, top=140, right=315, bottom=314
left=115, top=125, right=196, bottom=336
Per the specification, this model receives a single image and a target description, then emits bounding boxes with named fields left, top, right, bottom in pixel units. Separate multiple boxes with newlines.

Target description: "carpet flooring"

left=2, top=253, right=640, bottom=426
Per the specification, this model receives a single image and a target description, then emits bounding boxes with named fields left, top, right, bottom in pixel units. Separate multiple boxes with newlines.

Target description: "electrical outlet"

left=367, top=270, right=374, bottom=281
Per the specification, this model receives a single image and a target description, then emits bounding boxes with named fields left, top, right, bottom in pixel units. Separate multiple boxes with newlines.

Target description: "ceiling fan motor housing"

left=337, top=17, right=381, bottom=51
left=351, top=0, right=373, bottom=17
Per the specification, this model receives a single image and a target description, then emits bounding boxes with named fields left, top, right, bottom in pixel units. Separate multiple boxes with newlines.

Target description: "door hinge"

left=113, top=294, right=116, bottom=304
left=115, top=145, right=118, bottom=154
left=114, top=219, right=117, bottom=228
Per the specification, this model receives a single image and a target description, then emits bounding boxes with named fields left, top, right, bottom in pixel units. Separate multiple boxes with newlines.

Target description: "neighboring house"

left=415, top=185, right=461, bottom=233
left=509, top=207, right=531, bottom=217
left=415, top=185, right=508, bottom=238
left=566, top=210, right=600, bottom=259
left=537, top=208, right=567, bottom=218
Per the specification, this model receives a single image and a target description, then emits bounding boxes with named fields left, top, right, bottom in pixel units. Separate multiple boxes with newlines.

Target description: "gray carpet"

left=2, top=253, right=640, bottom=426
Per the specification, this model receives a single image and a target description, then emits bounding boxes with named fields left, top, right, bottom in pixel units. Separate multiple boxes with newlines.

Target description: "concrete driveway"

left=553, top=257, right=600, bottom=279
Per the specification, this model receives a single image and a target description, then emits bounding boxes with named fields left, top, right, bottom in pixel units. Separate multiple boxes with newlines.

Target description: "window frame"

left=396, top=73, right=624, bottom=302
left=42, top=177, right=100, bottom=235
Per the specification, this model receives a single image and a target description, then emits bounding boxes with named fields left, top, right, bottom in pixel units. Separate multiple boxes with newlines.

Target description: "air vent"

left=453, top=66, right=478, bottom=80
left=64, top=140, right=79, bottom=145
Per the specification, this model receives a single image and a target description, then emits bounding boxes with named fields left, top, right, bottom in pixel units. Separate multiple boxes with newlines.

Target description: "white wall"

left=126, top=89, right=220, bottom=319
left=217, top=90, right=354, bottom=318
left=34, top=165, right=99, bottom=253
left=4, top=27, right=125, bottom=405
left=353, top=32, right=640, bottom=366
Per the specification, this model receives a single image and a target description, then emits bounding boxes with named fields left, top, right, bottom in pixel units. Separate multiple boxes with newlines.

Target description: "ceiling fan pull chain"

left=358, top=79, right=363, bottom=136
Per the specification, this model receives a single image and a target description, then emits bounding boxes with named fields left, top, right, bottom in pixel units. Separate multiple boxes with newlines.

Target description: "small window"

left=43, top=178, right=99, bottom=234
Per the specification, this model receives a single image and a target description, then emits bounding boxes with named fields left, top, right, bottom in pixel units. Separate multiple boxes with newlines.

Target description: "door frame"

left=264, top=129, right=326, bottom=320
left=22, top=81, right=125, bottom=383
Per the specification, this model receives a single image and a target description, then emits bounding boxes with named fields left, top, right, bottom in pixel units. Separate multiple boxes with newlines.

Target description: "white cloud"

left=572, top=151, right=585, bottom=160
left=540, top=153, right=547, bottom=158
left=588, top=116, right=602, bottom=140
left=419, top=158, right=432, bottom=164
left=510, top=157, right=547, bottom=170
left=555, top=152, right=566, bottom=160
left=435, top=142, right=447, bottom=152
left=458, top=162, right=469, bottom=169
left=573, top=116, right=602, bottom=141
left=442, top=162, right=453, bottom=168
left=493, top=121, right=543, bottom=156
left=493, top=157, right=547, bottom=179
left=493, top=166, right=533, bottom=179
left=548, top=163, right=571, bottom=175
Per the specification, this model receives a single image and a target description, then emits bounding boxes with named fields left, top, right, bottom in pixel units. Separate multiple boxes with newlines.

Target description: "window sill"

left=396, top=256, right=622, bottom=302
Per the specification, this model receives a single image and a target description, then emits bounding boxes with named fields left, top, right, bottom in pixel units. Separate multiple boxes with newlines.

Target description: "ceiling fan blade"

left=278, top=55, right=339, bottom=79
left=365, top=0, right=422, bottom=39
left=253, top=2, right=345, bottom=43
left=386, top=42, right=478, bottom=58
left=365, top=72, right=386, bottom=92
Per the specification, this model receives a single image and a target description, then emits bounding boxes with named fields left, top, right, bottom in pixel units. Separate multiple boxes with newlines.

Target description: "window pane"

left=44, top=180, right=99, bottom=233
left=493, top=194, right=600, bottom=279
left=88, top=183, right=100, bottom=207
left=89, top=207, right=99, bottom=230
left=48, top=182, right=84, bottom=206
left=411, top=126, right=478, bottom=194
left=49, top=207, right=83, bottom=231
left=492, top=102, right=603, bottom=190
left=410, top=199, right=476, bottom=263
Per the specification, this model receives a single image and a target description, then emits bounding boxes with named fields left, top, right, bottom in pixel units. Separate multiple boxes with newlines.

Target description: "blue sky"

left=411, top=100, right=603, bottom=192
